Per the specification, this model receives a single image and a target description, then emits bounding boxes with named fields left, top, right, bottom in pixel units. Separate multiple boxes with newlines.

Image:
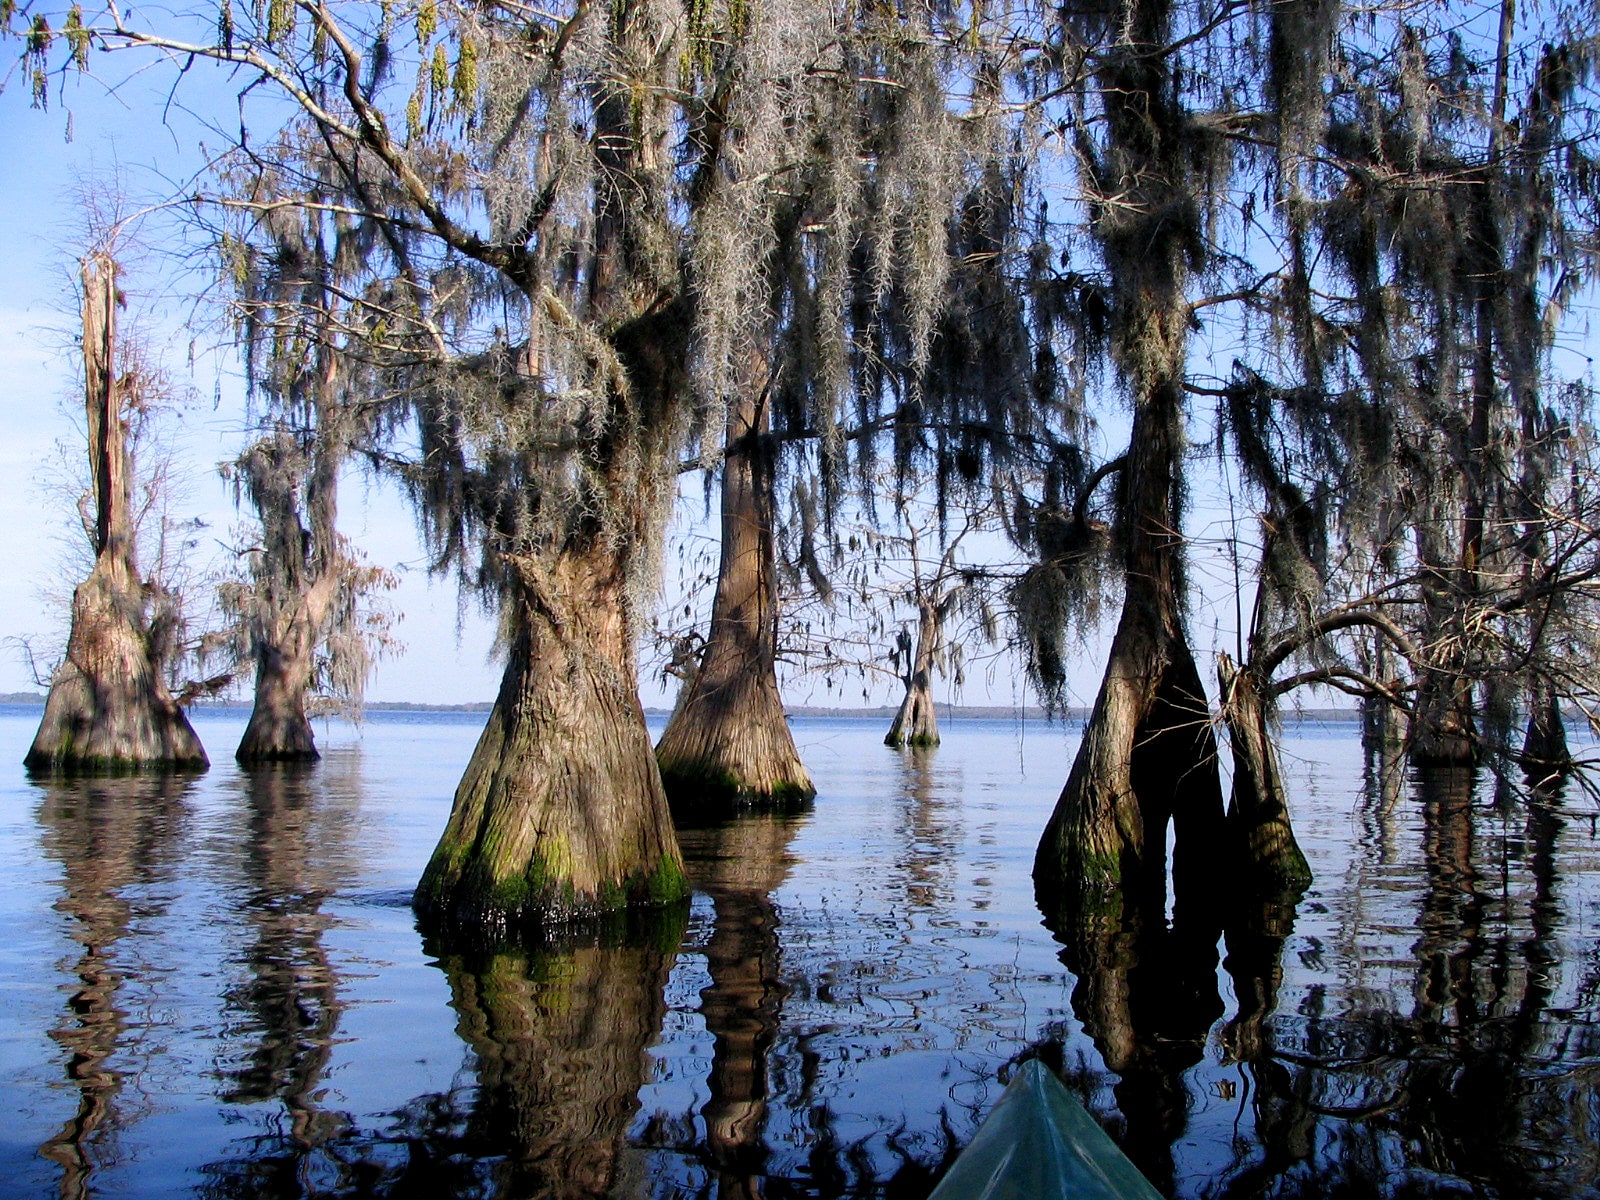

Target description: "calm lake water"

left=2, top=704, right=1598, bottom=1198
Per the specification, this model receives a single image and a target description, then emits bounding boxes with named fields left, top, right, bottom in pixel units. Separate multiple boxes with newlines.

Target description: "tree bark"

left=27, top=253, right=207, bottom=774
left=1217, top=653, right=1312, bottom=894
left=236, top=628, right=321, bottom=763
left=1034, top=386, right=1227, bottom=922
left=1032, top=0, right=1228, bottom=923
left=656, top=394, right=814, bottom=817
left=233, top=424, right=341, bottom=764
left=415, top=540, right=687, bottom=935
left=884, top=600, right=941, bottom=748
left=1519, top=681, right=1570, bottom=782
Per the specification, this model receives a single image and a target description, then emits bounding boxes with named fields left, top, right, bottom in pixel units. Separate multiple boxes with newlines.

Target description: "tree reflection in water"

left=1201, top=767, right=1600, bottom=1198
left=217, top=764, right=352, bottom=1139
left=1037, top=859, right=1227, bottom=1193
left=34, top=773, right=197, bottom=1200
left=653, top=813, right=802, bottom=1198
left=24, top=719, right=1600, bottom=1198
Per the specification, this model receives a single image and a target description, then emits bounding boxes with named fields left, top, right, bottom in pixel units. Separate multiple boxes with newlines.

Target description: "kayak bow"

left=927, top=1060, right=1164, bottom=1200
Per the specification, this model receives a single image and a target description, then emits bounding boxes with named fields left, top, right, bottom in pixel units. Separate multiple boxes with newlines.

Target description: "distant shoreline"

left=0, top=694, right=1363, bottom=723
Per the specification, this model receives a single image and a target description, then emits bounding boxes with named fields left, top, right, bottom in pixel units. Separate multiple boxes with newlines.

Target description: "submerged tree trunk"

left=1034, top=386, right=1227, bottom=920
left=656, top=394, right=813, bottom=817
left=236, top=634, right=320, bottom=763
left=1520, top=681, right=1570, bottom=782
left=416, top=541, right=687, bottom=934
left=27, top=253, right=206, bottom=774
left=1217, top=654, right=1311, bottom=894
left=885, top=600, right=941, bottom=748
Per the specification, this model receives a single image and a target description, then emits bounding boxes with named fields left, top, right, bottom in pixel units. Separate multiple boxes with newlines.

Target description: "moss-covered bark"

left=656, top=395, right=813, bottom=818
left=415, top=543, right=687, bottom=936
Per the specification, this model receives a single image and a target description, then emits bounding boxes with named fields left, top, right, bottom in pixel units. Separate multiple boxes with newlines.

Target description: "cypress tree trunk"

left=233, top=414, right=344, bottom=764
left=416, top=541, right=687, bottom=934
left=1520, top=681, right=1570, bottom=781
left=884, top=600, right=941, bottom=748
left=236, top=618, right=322, bottom=763
left=1216, top=653, right=1311, bottom=893
left=1033, top=0, right=1227, bottom=921
left=27, top=253, right=207, bottom=774
left=656, top=394, right=814, bottom=817
left=1034, top=383, right=1227, bottom=920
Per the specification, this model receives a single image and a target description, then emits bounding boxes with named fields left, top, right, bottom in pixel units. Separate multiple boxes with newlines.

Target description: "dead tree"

left=27, top=252, right=207, bottom=772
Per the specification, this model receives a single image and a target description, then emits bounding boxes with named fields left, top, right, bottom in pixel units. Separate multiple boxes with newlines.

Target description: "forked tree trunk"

left=415, top=541, right=687, bottom=934
left=1034, top=387, right=1227, bottom=921
left=884, top=601, right=941, bottom=748
left=1216, top=654, right=1311, bottom=893
left=656, top=395, right=813, bottom=817
left=27, top=253, right=206, bottom=774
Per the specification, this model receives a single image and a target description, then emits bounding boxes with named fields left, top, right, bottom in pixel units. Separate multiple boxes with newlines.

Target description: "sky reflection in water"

left=1, top=707, right=1598, bottom=1198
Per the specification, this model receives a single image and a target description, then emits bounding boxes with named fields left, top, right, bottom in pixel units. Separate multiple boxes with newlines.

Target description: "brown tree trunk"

left=27, top=253, right=207, bottom=774
left=1034, top=385, right=1227, bottom=922
left=885, top=601, right=941, bottom=748
left=415, top=540, right=687, bottom=934
left=234, top=422, right=341, bottom=764
left=656, top=394, right=813, bottom=817
left=236, top=630, right=320, bottom=763
left=1217, top=654, right=1312, bottom=894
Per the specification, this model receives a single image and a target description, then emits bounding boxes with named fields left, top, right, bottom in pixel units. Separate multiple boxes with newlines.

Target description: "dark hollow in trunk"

left=656, top=396, right=814, bottom=818
left=415, top=544, right=688, bottom=936
left=1217, top=653, right=1312, bottom=894
left=884, top=601, right=941, bottom=748
left=27, top=254, right=206, bottom=775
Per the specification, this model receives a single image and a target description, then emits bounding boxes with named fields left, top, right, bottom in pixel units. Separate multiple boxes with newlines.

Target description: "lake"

left=1, top=704, right=1597, bottom=1198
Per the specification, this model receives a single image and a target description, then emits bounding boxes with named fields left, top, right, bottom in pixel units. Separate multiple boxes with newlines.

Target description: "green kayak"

left=927, top=1060, right=1164, bottom=1200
